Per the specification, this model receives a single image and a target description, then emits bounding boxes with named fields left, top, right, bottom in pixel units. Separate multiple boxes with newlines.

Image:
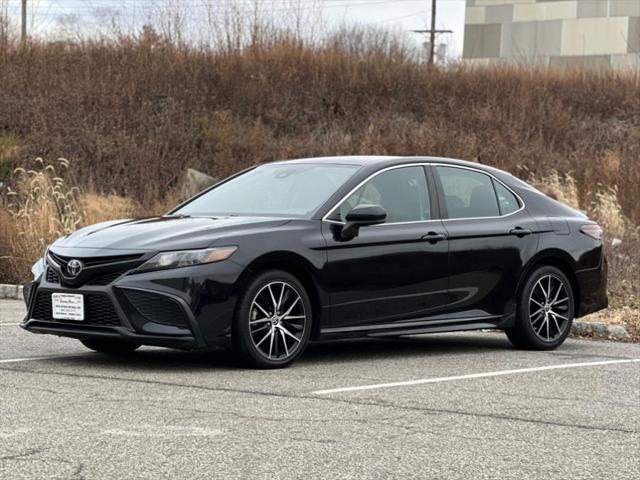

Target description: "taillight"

left=580, top=223, right=603, bottom=240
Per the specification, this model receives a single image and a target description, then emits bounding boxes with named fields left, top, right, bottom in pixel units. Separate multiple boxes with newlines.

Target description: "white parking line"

left=0, top=355, right=82, bottom=364
left=311, top=358, right=640, bottom=395
left=0, top=323, right=22, bottom=326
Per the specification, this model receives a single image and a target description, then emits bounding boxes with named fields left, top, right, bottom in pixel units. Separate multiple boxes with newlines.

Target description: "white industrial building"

left=463, top=0, right=640, bottom=69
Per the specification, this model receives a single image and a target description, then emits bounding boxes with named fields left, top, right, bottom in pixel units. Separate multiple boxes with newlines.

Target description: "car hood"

left=51, top=216, right=291, bottom=253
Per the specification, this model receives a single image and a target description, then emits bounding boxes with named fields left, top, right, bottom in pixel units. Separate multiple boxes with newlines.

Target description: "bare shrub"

left=1, top=40, right=637, bottom=224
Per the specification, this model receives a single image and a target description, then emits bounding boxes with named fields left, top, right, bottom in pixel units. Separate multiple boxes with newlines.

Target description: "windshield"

left=174, top=163, right=360, bottom=218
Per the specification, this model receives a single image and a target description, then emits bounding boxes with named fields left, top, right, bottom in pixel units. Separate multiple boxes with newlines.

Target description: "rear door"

left=320, top=165, right=450, bottom=332
left=434, top=165, right=538, bottom=321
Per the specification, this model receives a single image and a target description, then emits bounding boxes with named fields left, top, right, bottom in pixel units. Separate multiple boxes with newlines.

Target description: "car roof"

left=268, top=156, right=401, bottom=166
left=267, top=155, right=504, bottom=174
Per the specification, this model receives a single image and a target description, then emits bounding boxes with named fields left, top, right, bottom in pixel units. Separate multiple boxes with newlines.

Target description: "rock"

left=609, top=325, right=630, bottom=341
left=611, top=238, right=622, bottom=247
left=179, top=168, right=217, bottom=200
left=571, top=320, right=630, bottom=341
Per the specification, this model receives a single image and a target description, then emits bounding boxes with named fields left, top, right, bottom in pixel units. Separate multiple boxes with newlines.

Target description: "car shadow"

left=301, top=333, right=514, bottom=364
left=47, top=332, right=515, bottom=372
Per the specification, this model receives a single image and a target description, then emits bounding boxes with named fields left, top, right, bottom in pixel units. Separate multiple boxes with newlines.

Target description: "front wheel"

left=506, top=266, right=575, bottom=350
left=232, top=270, right=312, bottom=369
left=80, top=339, right=141, bottom=354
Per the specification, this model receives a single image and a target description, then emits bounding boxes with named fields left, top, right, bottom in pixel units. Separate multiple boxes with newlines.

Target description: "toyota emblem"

left=66, top=259, right=83, bottom=277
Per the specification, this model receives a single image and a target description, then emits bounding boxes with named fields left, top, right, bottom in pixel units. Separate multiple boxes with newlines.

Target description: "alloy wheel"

left=528, top=274, right=571, bottom=342
left=248, top=281, right=307, bottom=361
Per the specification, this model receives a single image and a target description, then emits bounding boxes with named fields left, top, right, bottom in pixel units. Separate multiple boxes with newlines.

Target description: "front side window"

left=437, top=166, right=500, bottom=219
left=175, top=163, right=359, bottom=218
left=332, top=166, right=431, bottom=223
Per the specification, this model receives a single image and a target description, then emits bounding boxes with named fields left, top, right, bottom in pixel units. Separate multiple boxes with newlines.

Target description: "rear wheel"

left=80, top=339, right=141, bottom=354
left=506, top=265, right=575, bottom=350
left=233, top=270, right=312, bottom=369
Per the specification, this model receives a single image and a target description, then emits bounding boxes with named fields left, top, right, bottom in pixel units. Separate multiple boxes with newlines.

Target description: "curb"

left=0, top=284, right=23, bottom=301
left=571, top=321, right=630, bottom=341
left=0, top=283, right=632, bottom=341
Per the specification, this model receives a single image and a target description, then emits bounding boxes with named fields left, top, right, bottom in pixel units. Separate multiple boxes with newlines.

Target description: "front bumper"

left=22, top=260, right=245, bottom=349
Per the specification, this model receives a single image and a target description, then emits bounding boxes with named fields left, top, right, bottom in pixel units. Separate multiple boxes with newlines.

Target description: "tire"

left=80, top=339, right=141, bottom=354
left=232, top=270, right=312, bottom=369
left=506, top=265, right=575, bottom=350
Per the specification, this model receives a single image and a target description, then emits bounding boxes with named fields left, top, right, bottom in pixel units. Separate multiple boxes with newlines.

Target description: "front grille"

left=45, top=267, right=125, bottom=286
left=46, top=251, right=145, bottom=287
left=46, top=268, right=60, bottom=284
left=87, top=271, right=125, bottom=286
left=48, top=251, right=143, bottom=269
left=32, top=291, right=121, bottom=326
left=122, top=289, right=190, bottom=327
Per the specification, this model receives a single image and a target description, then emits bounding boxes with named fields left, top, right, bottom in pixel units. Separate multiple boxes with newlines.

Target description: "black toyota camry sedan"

left=22, top=156, right=608, bottom=368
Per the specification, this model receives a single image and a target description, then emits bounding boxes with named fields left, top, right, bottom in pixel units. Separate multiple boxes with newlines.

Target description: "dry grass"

left=528, top=169, right=580, bottom=210
left=0, top=159, right=150, bottom=283
left=2, top=158, right=82, bottom=281
left=590, top=188, right=636, bottom=240
left=81, top=193, right=139, bottom=226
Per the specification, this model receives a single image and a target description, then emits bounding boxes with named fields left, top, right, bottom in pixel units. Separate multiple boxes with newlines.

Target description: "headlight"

left=31, top=256, right=46, bottom=279
left=135, top=246, right=238, bottom=273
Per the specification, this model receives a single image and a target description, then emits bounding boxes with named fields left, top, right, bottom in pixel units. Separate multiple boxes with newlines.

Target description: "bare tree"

left=0, top=0, right=13, bottom=46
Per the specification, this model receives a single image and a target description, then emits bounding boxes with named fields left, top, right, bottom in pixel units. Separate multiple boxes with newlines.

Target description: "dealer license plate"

left=51, top=293, right=84, bottom=321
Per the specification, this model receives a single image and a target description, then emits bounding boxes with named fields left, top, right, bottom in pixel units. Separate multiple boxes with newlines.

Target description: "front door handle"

left=422, top=232, right=447, bottom=244
left=509, top=227, right=532, bottom=237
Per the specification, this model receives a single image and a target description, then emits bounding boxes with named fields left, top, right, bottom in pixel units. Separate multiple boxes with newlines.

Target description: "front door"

left=320, top=165, right=450, bottom=331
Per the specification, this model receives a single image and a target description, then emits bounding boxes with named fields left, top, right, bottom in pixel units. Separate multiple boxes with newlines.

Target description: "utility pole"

left=429, top=0, right=436, bottom=65
left=412, top=0, right=452, bottom=65
left=21, top=0, right=27, bottom=42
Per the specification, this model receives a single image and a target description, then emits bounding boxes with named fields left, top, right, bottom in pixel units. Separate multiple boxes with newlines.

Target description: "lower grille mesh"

left=122, top=289, right=190, bottom=327
left=32, top=291, right=121, bottom=326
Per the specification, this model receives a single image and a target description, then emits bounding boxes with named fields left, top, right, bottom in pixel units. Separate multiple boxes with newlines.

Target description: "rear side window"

left=493, top=180, right=520, bottom=215
left=437, top=166, right=500, bottom=219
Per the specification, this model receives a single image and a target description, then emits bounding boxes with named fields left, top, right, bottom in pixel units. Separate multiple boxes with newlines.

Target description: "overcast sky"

left=5, top=0, right=466, bottom=57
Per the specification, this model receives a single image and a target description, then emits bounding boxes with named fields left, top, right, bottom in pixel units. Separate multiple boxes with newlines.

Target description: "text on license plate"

left=51, top=293, right=84, bottom=321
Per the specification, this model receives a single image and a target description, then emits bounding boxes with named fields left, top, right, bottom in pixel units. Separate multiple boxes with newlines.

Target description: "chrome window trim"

left=322, top=162, right=525, bottom=225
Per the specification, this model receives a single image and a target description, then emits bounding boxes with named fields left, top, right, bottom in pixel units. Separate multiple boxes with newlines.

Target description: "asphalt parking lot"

left=1, top=299, right=639, bottom=479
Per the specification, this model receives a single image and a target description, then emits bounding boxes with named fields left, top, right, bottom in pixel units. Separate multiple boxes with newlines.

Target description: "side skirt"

left=319, top=315, right=504, bottom=339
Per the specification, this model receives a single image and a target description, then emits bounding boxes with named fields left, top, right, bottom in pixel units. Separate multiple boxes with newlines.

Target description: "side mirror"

left=340, top=204, right=387, bottom=240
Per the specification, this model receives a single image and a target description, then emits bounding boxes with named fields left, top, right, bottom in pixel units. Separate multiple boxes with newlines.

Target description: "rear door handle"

left=509, top=227, right=532, bottom=237
left=422, top=232, right=447, bottom=244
